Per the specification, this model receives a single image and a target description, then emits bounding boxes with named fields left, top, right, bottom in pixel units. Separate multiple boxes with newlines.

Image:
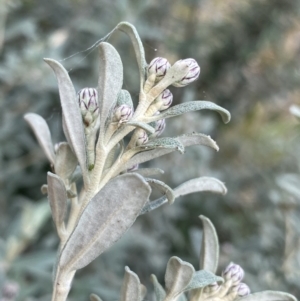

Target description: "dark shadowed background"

left=1, top=0, right=300, bottom=300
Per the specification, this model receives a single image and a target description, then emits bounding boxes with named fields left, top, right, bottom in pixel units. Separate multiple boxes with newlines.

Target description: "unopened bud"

left=154, top=89, right=173, bottom=111
left=222, top=263, right=244, bottom=284
left=113, top=104, right=133, bottom=122
left=231, top=283, right=250, bottom=297
left=152, top=118, right=166, bottom=138
left=172, top=58, right=200, bottom=87
left=203, top=282, right=219, bottom=294
left=2, top=281, right=19, bottom=299
left=148, top=57, right=171, bottom=82
left=127, top=164, right=139, bottom=172
left=136, top=129, right=148, bottom=146
left=77, top=88, right=99, bottom=127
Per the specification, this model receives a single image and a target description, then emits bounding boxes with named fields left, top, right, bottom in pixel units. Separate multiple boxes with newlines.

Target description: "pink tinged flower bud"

left=153, top=118, right=166, bottom=138
left=127, top=164, right=139, bottom=172
left=231, top=283, right=250, bottom=297
left=148, top=57, right=171, bottom=81
left=136, top=130, right=148, bottom=146
left=77, top=88, right=99, bottom=126
left=222, top=262, right=244, bottom=283
left=203, top=282, right=219, bottom=294
left=172, top=58, right=200, bottom=87
left=113, top=104, right=133, bottom=122
left=154, top=89, right=173, bottom=111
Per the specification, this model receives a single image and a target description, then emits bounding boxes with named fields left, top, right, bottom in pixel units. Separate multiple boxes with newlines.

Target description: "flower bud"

left=203, top=282, right=219, bottom=294
left=127, top=164, right=139, bottom=172
left=153, top=118, right=166, bottom=138
left=154, top=89, right=173, bottom=111
left=222, top=263, right=244, bottom=284
left=77, top=88, right=99, bottom=127
left=136, top=129, right=148, bottom=146
left=148, top=57, right=171, bottom=82
left=231, top=283, right=250, bottom=297
left=172, top=58, right=200, bottom=87
left=113, top=104, right=133, bottom=122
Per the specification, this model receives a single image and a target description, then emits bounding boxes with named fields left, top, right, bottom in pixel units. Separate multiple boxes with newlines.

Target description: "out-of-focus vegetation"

left=1, top=0, right=300, bottom=300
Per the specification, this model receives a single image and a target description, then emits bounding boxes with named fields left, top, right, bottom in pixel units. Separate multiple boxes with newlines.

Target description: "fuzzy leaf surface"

left=184, top=270, right=223, bottom=291
left=144, top=101, right=231, bottom=124
left=54, top=142, right=78, bottom=182
left=59, top=173, right=151, bottom=272
left=117, top=89, right=134, bottom=107
left=165, top=256, right=195, bottom=297
left=90, top=294, right=103, bottom=301
left=125, top=121, right=155, bottom=134
left=116, top=22, right=147, bottom=85
left=151, top=275, right=166, bottom=301
left=44, top=59, right=88, bottom=183
left=47, top=172, right=68, bottom=228
left=237, top=291, right=297, bottom=301
left=141, top=137, right=185, bottom=154
left=121, top=266, right=141, bottom=301
left=199, top=215, right=219, bottom=273
left=24, top=113, right=55, bottom=165
left=132, top=168, right=164, bottom=177
left=97, top=42, right=123, bottom=132
left=174, top=177, right=227, bottom=198
left=124, top=133, right=218, bottom=171
left=146, top=178, right=175, bottom=204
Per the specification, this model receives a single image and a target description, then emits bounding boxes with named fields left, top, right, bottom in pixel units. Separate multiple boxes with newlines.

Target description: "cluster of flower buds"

left=77, top=88, right=99, bottom=127
left=113, top=104, right=133, bottom=123
left=147, top=57, right=171, bottom=82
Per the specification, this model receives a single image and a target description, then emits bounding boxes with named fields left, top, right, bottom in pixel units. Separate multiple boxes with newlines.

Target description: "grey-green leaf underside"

left=121, top=266, right=142, bottom=301
left=117, top=89, right=134, bottom=107
left=184, top=270, right=223, bottom=291
left=151, top=275, right=166, bottom=301
left=58, top=173, right=151, bottom=272
left=236, top=291, right=297, bottom=301
left=146, top=178, right=175, bottom=204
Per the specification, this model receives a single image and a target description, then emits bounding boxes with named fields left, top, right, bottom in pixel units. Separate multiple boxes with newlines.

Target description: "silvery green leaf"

left=146, top=178, right=175, bottom=204
left=165, top=256, right=195, bottom=298
left=59, top=173, right=151, bottom=272
left=289, top=105, right=300, bottom=119
left=54, top=142, right=78, bottom=182
left=117, top=89, right=134, bottom=107
left=116, top=22, right=147, bottom=86
left=121, top=266, right=141, bottom=301
left=133, top=168, right=164, bottom=177
left=144, top=101, right=231, bottom=124
left=177, top=293, right=187, bottom=301
left=44, top=59, right=88, bottom=184
left=236, top=291, right=297, bottom=301
left=97, top=42, right=123, bottom=134
left=199, top=215, right=219, bottom=273
left=150, top=274, right=166, bottom=301
left=90, top=294, right=103, bottom=301
left=125, top=121, right=155, bottom=134
left=124, top=133, right=218, bottom=171
left=47, top=172, right=67, bottom=229
left=141, top=137, right=185, bottom=154
left=24, top=113, right=55, bottom=165
left=174, top=177, right=227, bottom=198
left=183, top=270, right=223, bottom=291
left=140, top=284, right=147, bottom=301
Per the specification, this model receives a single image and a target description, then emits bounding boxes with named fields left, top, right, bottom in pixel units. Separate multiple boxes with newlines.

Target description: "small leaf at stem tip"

left=236, top=291, right=297, bottom=301
left=24, top=113, right=55, bottom=165
left=165, top=256, right=195, bottom=298
left=90, top=294, right=103, bottom=301
left=120, top=266, right=141, bottom=301
left=141, top=137, right=185, bottom=154
left=146, top=178, right=175, bottom=204
left=117, top=90, right=134, bottom=107
left=174, top=177, right=227, bottom=198
left=43, top=58, right=88, bottom=184
left=150, top=274, right=166, bottom=301
left=199, top=215, right=219, bottom=274
left=144, top=101, right=231, bottom=124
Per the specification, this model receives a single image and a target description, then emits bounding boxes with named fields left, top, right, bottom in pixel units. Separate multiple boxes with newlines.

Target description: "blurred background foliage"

left=1, top=0, right=300, bottom=300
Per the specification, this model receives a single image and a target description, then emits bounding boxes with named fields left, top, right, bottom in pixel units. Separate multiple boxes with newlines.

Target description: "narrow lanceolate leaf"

left=123, top=133, right=218, bottom=171
left=59, top=174, right=151, bottom=272
left=90, top=294, right=103, bottom=301
left=199, top=216, right=219, bottom=273
left=117, top=89, right=134, bottom=107
left=116, top=22, right=147, bottom=86
left=174, top=177, right=227, bottom=198
left=47, top=172, right=68, bottom=229
left=146, top=178, right=175, bottom=204
left=165, top=257, right=195, bottom=298
left=54, top=142, right=78, bottom=182
left=97, top=42, right=123, bottom=134
left=125, top=121, right=155, bottom=134
left=121, top=267, right=141, bottom=301
left=236, top=291, right=297, bottom=301
left=184, top=270, right=223, bottom=291
left=141, top=137, right=185, bottom=154
left=44, top=59, right=88, bottom=183
left=133, top=168, right=164, bottom=177
left=151, top=275, right=166, bottom=301
left=24, top=113, right=55, bottom=165
left=143, top=101, right=231, bottom=124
